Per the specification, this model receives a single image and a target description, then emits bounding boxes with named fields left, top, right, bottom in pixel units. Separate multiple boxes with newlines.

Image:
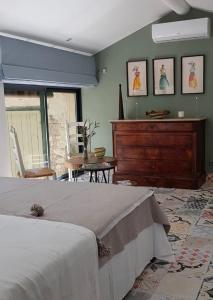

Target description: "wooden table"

left=65, top=155, right=117, bottom=182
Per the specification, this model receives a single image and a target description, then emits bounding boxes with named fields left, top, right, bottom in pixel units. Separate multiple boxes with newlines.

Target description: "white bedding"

left=0, top=177, right=173, bottom=300
left=0, top=214, right=100, bottom=300
left=0, top=214, right=172, bottom=300
left=99, top=223, right=173, bottom=300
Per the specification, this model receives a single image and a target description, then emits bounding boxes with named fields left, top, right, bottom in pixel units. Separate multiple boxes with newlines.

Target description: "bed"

left=0, top=177, right=173, bottom=300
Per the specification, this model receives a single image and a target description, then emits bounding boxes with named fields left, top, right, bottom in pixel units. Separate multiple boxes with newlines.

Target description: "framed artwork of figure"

left=181, top=55, right=205, bottom=94
left=126, top=60, right=148, bottom=96
left=153, top=57, right=175, bottom=95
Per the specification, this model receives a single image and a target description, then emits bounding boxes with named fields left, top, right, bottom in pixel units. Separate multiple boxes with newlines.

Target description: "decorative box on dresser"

left=111, top=119, right=206, bottom=189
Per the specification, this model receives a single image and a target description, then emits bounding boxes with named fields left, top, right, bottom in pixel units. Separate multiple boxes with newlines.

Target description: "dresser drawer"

left=113, top=174, right=201, bottom=189
left=117, top=159, right=192, bottom=176
left=113, top=121, right=194, bottom=132
left=155, top=160, right=192, bottom=176
left=116, top=147, right=193, bottom=160
left=115, top=133, right=192, bottom=147
left=117, top=160, right=155, bottom=174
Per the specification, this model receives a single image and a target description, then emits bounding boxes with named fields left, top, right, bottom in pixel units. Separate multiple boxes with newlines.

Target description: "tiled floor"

left=125, top=183, right=213, bottom=300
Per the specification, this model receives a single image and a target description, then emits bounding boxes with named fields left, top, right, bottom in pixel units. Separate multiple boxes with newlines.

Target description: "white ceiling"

left=0, top=0, right=212, bottom=55
left=187, top=0, right=213, bottom=13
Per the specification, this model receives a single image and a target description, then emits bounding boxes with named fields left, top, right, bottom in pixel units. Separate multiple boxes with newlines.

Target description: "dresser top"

left=111, top=118, right=206, bottom=123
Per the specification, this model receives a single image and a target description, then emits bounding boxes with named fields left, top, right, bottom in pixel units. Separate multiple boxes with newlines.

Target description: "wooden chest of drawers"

left=111, top=119, right=206, bottom=189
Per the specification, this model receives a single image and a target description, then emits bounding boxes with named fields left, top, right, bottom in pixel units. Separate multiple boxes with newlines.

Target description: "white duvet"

left=0, top=214, right=100, bottom=300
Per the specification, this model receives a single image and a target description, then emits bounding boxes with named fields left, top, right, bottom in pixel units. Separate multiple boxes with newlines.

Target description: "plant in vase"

left=80, top=120, right=100, bottom=160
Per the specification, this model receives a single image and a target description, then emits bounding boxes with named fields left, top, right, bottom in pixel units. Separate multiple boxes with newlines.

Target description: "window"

left=5, top=85, right=82, bottom=177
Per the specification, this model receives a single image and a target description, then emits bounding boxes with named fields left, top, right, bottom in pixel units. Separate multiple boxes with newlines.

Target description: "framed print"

left=126, top=60, right=148, bottom=96
left=181, top=55, right=205, bottom=94
left=153, top=57, right=175, bottom=95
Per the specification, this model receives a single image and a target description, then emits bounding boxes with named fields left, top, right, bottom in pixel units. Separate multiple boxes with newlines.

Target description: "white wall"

left=0, top=82, right=11, bottom=176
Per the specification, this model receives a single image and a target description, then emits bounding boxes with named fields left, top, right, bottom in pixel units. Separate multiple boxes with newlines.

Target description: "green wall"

left=82, top=9, right=213, bottom=172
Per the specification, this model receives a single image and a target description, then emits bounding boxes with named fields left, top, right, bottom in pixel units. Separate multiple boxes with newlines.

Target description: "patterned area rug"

left=124, top=182, right=213, bottom=300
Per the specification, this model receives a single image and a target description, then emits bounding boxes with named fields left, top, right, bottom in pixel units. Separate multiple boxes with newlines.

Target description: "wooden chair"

left=65, top=121, right=85, bottom=181
left=9, top=126, right=56, bottom=179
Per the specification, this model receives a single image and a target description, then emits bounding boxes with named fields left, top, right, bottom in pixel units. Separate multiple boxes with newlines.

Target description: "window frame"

left=4, top=84, right=82, bottom=168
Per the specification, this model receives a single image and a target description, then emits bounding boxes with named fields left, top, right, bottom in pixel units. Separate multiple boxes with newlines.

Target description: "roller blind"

left=0, top=36, right=97, bottom=87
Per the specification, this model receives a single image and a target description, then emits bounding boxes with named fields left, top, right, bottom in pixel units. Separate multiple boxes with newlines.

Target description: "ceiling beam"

left=161, top=0, right=191, bottom=15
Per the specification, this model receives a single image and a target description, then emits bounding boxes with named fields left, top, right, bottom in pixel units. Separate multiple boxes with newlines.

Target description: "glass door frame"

left=4, top=84, right=82, bottom=168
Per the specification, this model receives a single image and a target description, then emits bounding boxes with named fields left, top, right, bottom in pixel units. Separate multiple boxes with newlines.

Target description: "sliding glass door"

left=5, top=86, right=81, bottom=178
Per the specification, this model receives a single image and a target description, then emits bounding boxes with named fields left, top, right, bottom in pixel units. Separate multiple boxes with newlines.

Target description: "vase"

left=118, top=84, right=124, bottom=120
